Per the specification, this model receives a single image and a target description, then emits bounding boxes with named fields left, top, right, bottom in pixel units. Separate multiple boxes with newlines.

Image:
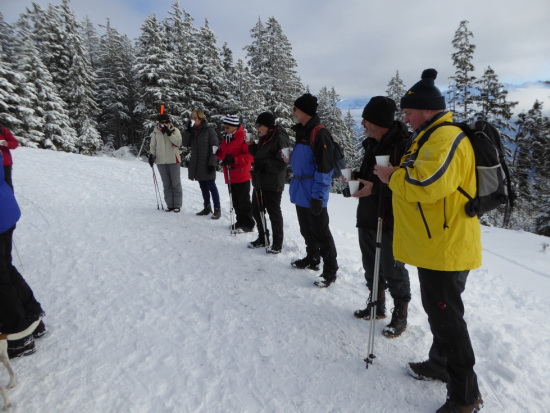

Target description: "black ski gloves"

left=310, top=198, right=323, bottom=216
left=161, top=125, right=172, bottom=136
left=148, top=154, right=155, bottom=167
left=222, top=154, right=235, bottom=166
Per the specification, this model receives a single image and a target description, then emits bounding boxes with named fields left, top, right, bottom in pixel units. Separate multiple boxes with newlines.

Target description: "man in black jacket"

left=351, top=96, right=411, bottom=338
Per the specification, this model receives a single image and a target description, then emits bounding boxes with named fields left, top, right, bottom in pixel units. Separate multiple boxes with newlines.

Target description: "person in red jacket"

left=0, top=126, right=19, bottom=190
left=216, top=115, right=255, bottom=232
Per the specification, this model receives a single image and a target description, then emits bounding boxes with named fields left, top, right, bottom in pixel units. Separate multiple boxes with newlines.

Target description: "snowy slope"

left=5, top=147, right=550, bottom=413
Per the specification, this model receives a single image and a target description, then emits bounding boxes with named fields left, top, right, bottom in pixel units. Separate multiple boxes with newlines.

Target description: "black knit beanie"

left=400, top=69, right=446, bottom=110
left=157, top=114, right=171, bottom=122
left=293, top=93, right=318, bottom=116
left=255, top=112, right=276, bottom=129
left=362, top=96, right=397, bottom=128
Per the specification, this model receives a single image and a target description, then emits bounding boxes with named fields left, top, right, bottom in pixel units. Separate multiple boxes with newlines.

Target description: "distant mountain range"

left=338, top=81, right=550, bottom=125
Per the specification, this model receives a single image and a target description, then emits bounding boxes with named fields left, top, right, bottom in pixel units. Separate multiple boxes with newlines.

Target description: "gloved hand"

left=208, top=165, right=216, bottom=173
left=310, top=198, right=323, bottom=216
left=222, top=154, right=235, bottom=166
left=187, top=120, right=195, bottom=130
left=148, top=154, right=155, bottom=167
left=161, top=125, right=172, bottom=136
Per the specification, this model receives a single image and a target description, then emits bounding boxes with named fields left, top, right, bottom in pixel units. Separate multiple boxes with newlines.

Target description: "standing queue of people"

left=148, top=70, right=482, bottom=412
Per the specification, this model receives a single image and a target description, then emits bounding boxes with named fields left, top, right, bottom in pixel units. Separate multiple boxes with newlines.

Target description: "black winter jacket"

left=249, top=126, right=290, bottom=192
left=182, top=122, right=219, bottom=181
left=356, top=121, right=409, bottom=230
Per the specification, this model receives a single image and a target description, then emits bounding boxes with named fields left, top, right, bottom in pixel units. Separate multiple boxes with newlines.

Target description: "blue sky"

left=3, top=0, right=550, bottom=104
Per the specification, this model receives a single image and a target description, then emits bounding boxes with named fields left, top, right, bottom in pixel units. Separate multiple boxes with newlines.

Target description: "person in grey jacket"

left=248, top=112, right=290, bottom=253
left=182, top=110, right=221, bottom=219
left=149, top=114, right=183, bottom=212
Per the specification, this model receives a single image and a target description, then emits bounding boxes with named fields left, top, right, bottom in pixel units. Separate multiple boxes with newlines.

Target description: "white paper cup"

left=341, top=168, right=352, bottom=181
left=281, top=148, right=290, bottom=158
left=375, top=155, right=390, bottom=167
left=246, top=133, right=253, bottom=142
left=212, top=146, right=218, bottom=154
left=348, top=180, right=360, bottom=195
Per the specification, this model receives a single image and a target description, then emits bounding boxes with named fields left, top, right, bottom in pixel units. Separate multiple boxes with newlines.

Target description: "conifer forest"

left=0, top=2, right=548, bottom=235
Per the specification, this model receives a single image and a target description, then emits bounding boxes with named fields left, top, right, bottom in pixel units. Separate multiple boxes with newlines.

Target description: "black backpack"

left=310, top=125, right=347, bottom=178
left=417, top=120, right=515, bottom=217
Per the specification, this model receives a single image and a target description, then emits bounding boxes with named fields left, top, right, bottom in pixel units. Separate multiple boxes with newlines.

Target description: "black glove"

left=222, top=154, right=235, bottom=166
left=186, top=120, right=193, bottom=131
left=161, top=125, right=172, bottom=136
left=310, top=199, right=323, bottom=216
left=148, top=154, right=155, bottom=167
left=208, top=165, right=216, bottom=173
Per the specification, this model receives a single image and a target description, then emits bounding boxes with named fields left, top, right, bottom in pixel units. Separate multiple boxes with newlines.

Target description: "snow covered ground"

left=5, top=147, right=550, bottom=412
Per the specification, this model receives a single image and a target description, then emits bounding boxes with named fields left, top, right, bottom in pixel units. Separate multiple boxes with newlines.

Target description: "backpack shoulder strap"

left=415, top=121, right=458, bottom=152
left=309, top=125, right=325, bottom=146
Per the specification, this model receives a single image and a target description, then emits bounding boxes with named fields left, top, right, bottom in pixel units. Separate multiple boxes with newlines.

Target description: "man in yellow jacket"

left=375, top=69, right=483, bottom=413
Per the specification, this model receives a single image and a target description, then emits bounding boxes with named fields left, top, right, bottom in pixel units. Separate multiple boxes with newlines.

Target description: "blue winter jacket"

left=0, top=152, right=21, bottom=233
left=289, top=116, right=334, bottom=208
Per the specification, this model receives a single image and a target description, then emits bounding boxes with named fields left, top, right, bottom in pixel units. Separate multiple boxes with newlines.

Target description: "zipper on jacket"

left=443, top=198, right=449, bottom=229
left=417, top=202, right=432, bottom=239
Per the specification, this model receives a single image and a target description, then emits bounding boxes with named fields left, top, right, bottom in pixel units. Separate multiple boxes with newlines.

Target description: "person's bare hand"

left=352, top=179, right=373, bottom=198
left=374, top=164, right=394, bottom=184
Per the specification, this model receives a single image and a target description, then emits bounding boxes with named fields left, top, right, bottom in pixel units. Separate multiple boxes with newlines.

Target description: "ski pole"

left=227, top=167, right=236, bottom=236
left=256, top=188, right=269, bottom=251
left=365, top=186, right=385, bottom=369
left=13, top=240, right=24, bottom=269
left=152, top=166, right=164, bottom=210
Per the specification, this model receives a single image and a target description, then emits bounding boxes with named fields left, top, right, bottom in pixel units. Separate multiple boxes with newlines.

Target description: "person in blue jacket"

left=0, top=152, right=47, bottom=358
left=288, top=93, right=338, bottom=288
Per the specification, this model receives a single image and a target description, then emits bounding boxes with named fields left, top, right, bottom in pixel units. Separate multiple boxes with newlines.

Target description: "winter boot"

left=314, top=272, right=337, bottom=288
left=291, top=256, right=320, bottom=271
left=7, top=334, right=36, bottom=359
left=267, top=243, right=282, bottom=254
left=407, top=360, right=450, bottom=383
left=354, top=291, right=386, bottom=320
left=436, top=394, right=484, bottom=413
left=383, top=299, right=408, bottom=338
left=196, top=206, right=212, bottom=216
left=211, top=208, right=221, bottom=220
left=33, top=320, right=48, bottom=339
left=248, top=234, right=270, bottom=249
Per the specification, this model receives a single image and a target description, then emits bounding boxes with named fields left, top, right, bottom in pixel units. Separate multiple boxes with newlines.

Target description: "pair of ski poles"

left=255, top=187, right=269, bottom=252
left=227, top=168, right=237, bottom=236
left=365, top=185, right=385, bottom=369
left=151, top=164, right=164, bottom=210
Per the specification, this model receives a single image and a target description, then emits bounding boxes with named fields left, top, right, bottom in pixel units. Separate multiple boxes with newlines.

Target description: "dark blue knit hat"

left=400, top=69, right=446, bottom=110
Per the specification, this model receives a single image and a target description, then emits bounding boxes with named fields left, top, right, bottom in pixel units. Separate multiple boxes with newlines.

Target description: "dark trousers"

left=4, top=165, right=13, bottom=190
left=358, top=227, right=410, bottom=301
left=418, top=268, right=479, bottom=405
left=252, top=189, right=284, bottom=246
left=199, top=179, right=220, bottom=209
left=295, top=205, right=338, bottom=274
left=229, top=180, right=254, bottom=228
left=0, top=226, right=44, bottom=333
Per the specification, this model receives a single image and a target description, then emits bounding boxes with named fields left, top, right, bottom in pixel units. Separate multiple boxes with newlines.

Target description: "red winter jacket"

left=216, top=125, right=253, bottom=184
left=0, top=127, right=18, bottom=166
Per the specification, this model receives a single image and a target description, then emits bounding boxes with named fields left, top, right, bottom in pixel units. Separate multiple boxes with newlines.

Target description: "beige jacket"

left=150, top=126, right=182, bottom=164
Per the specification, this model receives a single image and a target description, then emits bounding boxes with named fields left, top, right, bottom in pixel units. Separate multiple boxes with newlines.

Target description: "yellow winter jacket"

left=389, top=111, right=482, bottom=271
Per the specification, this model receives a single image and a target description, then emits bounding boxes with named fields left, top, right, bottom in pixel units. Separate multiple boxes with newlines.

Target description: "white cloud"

left=3, top=0, right=550, bottom=108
